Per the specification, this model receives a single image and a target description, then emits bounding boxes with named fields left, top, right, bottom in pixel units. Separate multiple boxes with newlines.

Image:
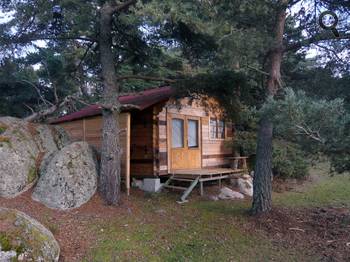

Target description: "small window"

left=218, top=120, right=225, bottom=139
left=210, top=119, right=217, bottom=139
left=188, top=119, right=199, bottom=148
left=210, top=118, right=225, bottom=139
left=172, top=118, right=184, bottom=148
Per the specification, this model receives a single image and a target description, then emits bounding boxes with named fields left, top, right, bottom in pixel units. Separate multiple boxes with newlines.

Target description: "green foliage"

left=28, top=166, right=37, bottom=184
left=273, top=140, right=309, bottom=179
left=0, top=232, right=11, bottom=251
left=285, top=60, right=350, bottom=109
left=174, top=70, right=262, bottom=121
left=0, top=231, right=25, bottom=255
left=232, top=106, right=309, bottom=179
left=0, top=0, right=192, bottom=117
left=262, top=88, right=350, bottom=174
left=233, top=130, right=309, bottom=179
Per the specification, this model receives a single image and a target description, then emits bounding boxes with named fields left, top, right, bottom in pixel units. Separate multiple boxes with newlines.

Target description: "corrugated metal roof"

left=51, top=86, right=174, bottom=124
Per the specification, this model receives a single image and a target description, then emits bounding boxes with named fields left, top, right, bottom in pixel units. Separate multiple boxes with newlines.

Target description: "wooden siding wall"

left=201, top=117, right=233, bottom=168
left=58, top=98, right=233, bottom=179
left=154, top=103, right=168, bottom=176
left=130, top=108, right=154, bottom=177
left=57, top=113, right=130, bottom=180
left=154, top=99, right=233, bottom=174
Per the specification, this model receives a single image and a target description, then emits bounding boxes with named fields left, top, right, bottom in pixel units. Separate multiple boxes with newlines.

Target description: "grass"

left=84, top=163, right=350, bottom=262
left=274, top=163, right=350, bottom=208
left=86, top=199, right=306, bottom=261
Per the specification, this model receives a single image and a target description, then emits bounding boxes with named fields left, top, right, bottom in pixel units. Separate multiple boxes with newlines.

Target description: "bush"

left=273, top=140, right=309, bottom=179
left=233, top=131, right=309, bottom=179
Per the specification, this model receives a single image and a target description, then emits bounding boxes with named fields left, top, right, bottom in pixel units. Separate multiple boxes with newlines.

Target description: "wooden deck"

left=171, top=168, right=246, bottom=176
left=164, top=167, right=248, bottom=202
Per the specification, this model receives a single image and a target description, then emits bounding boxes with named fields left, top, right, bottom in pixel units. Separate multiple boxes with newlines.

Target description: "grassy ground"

left=84, top=165, right=350, bottom=262
left=274, top=163, right=350, bottom=208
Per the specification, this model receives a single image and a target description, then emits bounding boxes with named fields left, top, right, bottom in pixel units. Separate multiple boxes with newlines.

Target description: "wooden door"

left=169, top=113, right=201, bottom=170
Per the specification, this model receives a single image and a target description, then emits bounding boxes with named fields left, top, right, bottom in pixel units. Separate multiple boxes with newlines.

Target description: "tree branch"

left=117, top=75, right=176, bottom=83
left=113, top=0, right=138, bottom=12
left=313, top=43, right=345, bottom=63
left=24, top=97, right=71, bottom=122
left=295, top=124, right=325, bottom=143
left=1, top=34, right=96, bottom=46
left=41, top=61, right=59, bottom=104
left=246, top=65, right=270, bottom=76
left=24, top=95, right=91, bottom=122
left=18, top=80, right=54, bottom=106
left=284, top=31, right=350, bottom=52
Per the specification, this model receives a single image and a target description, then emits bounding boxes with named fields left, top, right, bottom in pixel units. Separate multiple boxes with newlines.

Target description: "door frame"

left=167, top=112, right=202, bottom=172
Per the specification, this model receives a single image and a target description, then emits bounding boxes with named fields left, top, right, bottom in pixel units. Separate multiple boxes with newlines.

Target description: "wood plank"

left=125, top=112, right=131, bottom=196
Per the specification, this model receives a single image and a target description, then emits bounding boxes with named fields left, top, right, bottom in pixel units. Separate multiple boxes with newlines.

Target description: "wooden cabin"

left=51, top=86, right=234, bottom=194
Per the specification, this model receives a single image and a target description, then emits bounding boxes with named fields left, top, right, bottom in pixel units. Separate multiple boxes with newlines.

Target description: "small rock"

left=237, top=178, right=253, bottom=196
left=131, top=178, right=143, bottom=189
left=0, top=250, right=17, bottom=262
left=17, top=252, right=27, bottom=261
left=218, top=187, right=245, bottom=200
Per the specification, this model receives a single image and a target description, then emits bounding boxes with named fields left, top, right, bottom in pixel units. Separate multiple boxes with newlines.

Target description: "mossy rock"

left=33, top=142, right=98, bottom=210
left=0, top=123, right=8, bottom=135
left=0, top=208, right=60, bottom=261
left=0, top=117, right=70, bottom=198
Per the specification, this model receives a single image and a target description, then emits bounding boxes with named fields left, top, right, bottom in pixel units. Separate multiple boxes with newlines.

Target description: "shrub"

left=273, top=140, right=309, bottom=179
left=233, top=131, right=309, bottom=179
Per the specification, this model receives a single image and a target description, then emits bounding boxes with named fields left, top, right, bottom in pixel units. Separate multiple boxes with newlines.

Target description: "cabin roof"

left=51, top=86, right=174, bottom=124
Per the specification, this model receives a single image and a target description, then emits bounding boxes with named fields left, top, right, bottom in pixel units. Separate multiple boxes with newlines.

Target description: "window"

left=188, top=119, right=199, bottom=148
left=218, top=120, right=225, bottom=139
left=210, top=119, right=217, bottom=139
left=210, top=118, right=225, bottom=139
left=172, top=118, right=184, bottom=148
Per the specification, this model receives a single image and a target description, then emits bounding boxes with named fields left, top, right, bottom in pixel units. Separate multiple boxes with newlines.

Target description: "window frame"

left=209, top=117, right=226, bottom=140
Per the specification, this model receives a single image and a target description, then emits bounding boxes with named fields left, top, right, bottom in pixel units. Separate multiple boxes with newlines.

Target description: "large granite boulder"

left=0, top=208, right=60, bottom=262
left=0, top=117, right=70, bottom=198
left=32, top=142, right=98, bottom=210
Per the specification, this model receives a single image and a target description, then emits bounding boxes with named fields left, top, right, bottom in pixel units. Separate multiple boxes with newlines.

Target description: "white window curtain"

left=188, top=120, right=198, bottom=148
left=172, top=118, right=184, bottom=148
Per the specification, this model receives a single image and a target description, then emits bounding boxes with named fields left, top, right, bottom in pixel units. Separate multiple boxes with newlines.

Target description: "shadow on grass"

left=194, top=199, right=251, bottom=217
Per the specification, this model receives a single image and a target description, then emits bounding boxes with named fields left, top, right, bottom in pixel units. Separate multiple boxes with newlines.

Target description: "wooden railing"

left=227, top=156, right=248, bottom=170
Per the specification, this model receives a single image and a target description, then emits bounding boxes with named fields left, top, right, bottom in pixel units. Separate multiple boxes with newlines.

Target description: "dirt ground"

left=249, top=207, right=350, bottom=262
left=1, top=178, right=350, bottom=261
left=0, top=189, right=136, bottom=261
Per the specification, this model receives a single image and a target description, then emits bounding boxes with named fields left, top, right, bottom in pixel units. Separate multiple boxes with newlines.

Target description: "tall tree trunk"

left=99, top=3, right=122, bottom=205
left=251, top=3, right=287, bottom=215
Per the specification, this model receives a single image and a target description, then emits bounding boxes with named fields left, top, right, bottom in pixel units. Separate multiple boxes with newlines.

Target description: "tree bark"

left=251, top=2, right=287, bottom=215
left=98, top=3, right=122, bottom=205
